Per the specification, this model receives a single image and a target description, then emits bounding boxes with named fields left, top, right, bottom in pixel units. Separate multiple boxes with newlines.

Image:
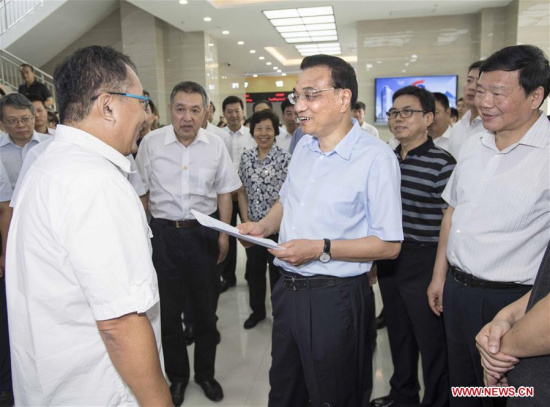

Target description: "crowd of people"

left=0, top=42, right=548, bottom=407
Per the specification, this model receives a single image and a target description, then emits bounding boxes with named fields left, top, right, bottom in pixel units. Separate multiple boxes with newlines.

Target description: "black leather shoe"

left=170, top=381, right=188, bottom=407
left=244, top=313, right=266, bottom=329
left=371, top=395, right=395, bottom=407
left=375, top=311, right=386, bottom=330
left=220, top=279, right=236, bottom=293
left=194, top=378, right=224, bottom=402
left=184, top=325, right=194, bottom=346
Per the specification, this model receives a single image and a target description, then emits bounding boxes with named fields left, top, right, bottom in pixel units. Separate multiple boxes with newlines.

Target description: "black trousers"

left=378, top=243, right=448, bottom=407
left=443, top=271, right=531, bottom=407
left=269, top=272, right=373, bottom=407
left=218, top=202, right=239, bottom=284
left=0, top=277, right=11, bottom=393
left=245, top=233, right=280, bottom=318
left=151, top=218, right=219, bottom=383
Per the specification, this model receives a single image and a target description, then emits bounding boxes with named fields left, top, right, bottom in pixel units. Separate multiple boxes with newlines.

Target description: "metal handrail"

left=0, top=0, right=44, bottom=35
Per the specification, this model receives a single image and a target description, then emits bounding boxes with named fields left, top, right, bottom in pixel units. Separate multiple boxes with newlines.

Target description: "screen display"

left=374, top=75, right=458, bottom=124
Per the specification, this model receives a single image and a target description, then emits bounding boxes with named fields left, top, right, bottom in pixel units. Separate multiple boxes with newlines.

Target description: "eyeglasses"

left=288, top=88, right=336, bottom=104
left=386, top=109, right=426, bottom=120
left=3, top=116, right=34, bottom=126
left=90, top=92, right=150, bottom=111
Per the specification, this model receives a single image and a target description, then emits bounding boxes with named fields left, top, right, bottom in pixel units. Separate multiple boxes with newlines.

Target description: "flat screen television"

left=374, top=75, right=458, bottom=124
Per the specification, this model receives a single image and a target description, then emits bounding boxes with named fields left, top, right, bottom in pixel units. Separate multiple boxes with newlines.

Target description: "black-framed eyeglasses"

left=288, top=88, right=336, bottom=104
left=386, top=109, right=427, bottom=119
left=90, top=92, right=150, bottom=111
left=2, top=116, right=34, bottom=126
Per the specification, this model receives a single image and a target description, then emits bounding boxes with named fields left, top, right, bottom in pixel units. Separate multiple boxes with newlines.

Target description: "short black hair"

left=249, top=109, right=280, bottom=137
left=253, top=100, right=273, bottom=111
left=48, top=111, right=59, bottom=125
left=468, top=60, right=483, bottom=73
left=20, top=64, right=34, bottom=72
left=54, top=46, right=137, bottom=124
left=300, top=54, right=358, bottom=106
left=222, top=95, right=244, bottom=111
left=480, top=45, right=550, bottom=104
left=280, top=98, right=293, bottom=114
left=0, top=93, right=34, bottom=121
left=392, top=86, right=435, bottom=115
left=353, top=101, right=366, bottom=111
left=27, top=94, right=46, bottom=107
left=210, top=101, right=216, bottom=113
left=432, top=92, right=450, bottom=111
left=170, top=81, right=208, bottom=110
left=450, top=108, right=459, bottom=120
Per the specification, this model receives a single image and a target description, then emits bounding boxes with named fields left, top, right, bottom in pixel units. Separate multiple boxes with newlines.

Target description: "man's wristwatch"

left=319, top=238, right=331, bottom=263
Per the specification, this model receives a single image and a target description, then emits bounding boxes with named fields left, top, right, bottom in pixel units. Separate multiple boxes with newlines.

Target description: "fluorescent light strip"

left=297, top=6, right=333, bottom=17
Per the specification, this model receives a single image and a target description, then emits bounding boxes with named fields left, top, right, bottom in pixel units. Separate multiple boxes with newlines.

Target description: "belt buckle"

left=175, top=220, right=183, bottom=228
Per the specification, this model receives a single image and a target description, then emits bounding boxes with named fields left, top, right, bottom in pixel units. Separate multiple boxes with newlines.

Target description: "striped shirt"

left=395, top=137, right=456, bottom=245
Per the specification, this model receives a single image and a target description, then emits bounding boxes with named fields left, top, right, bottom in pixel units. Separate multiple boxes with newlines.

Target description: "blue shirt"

left=275, top=119, right=403, bottom=277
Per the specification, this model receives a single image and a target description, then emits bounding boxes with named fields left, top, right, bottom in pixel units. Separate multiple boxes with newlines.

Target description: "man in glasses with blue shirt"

left=239, top=54, right=403, bottom=407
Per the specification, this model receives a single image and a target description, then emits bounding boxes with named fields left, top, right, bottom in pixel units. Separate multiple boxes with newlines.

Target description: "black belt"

left=153, top=218, right=200, bottom=228
left=280, top=270, right=363, bottom=291
left=451, top=267, right=531, bottom=290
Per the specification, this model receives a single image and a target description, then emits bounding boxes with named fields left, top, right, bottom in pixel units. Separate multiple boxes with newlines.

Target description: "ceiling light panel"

left=276, top=25, right=306, bottom=33
left=263, top=9, right=299, bottom=19
left=297, top=6, right=333, bottom=17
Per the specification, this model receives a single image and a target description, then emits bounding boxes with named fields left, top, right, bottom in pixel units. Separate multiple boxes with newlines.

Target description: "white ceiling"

left=129, top=0, right=512, bottom=77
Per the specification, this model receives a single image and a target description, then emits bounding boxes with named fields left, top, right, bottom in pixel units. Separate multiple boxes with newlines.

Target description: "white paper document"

left=191, top=210, right=284, bottom=250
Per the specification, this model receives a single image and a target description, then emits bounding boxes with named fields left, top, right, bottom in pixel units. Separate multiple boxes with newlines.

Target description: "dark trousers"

left=218, top=202, right=239, bottom=284
left=378, top=243, right=448, bottom=407
left=0, top=277, right=11, bottom=393
left=245, top=233, right=280, bottom=318
left=443, top=272, right=531, bottom=407
left=269, top=273, right=373, bottom=407
left=151, top=218, right=219, bottom=383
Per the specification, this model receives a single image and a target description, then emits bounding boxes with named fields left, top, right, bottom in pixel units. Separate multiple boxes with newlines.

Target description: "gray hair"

left=170, top=81, right=208, bottom=111
left=0, top=93, right=35, bottom=121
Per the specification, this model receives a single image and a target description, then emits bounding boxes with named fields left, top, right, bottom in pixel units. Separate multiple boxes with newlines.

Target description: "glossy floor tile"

left=183, top=244, right=399, bottom=406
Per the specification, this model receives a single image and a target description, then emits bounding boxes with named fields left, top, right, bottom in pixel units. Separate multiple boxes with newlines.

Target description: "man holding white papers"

left=136, top=81, right=241, bottom=405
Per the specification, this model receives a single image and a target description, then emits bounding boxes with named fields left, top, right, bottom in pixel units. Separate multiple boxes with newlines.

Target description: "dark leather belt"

left=451, top=267, right=531, bottom=290
left=153, top=218, right=200, bottom=228
left=280, top=270, right=361, bottom=291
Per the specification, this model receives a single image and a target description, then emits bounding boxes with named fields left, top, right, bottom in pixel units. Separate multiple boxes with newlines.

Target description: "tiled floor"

left=183, top=244, right=396, bottom=407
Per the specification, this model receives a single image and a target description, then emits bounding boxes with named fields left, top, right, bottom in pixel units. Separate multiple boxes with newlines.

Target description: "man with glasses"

left=6, top=46, right=171, bottom=405
left=0, top=93, right=50, bottom=189
left=136, top=81, right=240, bottom=405
left=239, top=54, right=403, bottom=407
left=372, top=86, right=455, bottom=407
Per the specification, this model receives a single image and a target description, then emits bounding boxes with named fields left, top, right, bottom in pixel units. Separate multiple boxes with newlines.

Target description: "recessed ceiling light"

left=179, top=0, right=188, bottom=4
left=208, top=43, right=214, bottom=47
left=282, top=73, right=287, bottom=76
left=238, top=41, right=244, bottom=45
left=222, top=30, right=230, bottom=35
left=250, top=50, right=256, bottom=54
left=277, top=69, right=282, bottom=73
left=259, top=56, right=265, bottom=60
left=266, top=62, right=272, bottom=65
left=203, top=17, right=211, bottom=22
left=253, top=74, right=258, bottom=78
left=273, top=67, right=278, bottom=70
left=411, top=54, right=418, bottom=58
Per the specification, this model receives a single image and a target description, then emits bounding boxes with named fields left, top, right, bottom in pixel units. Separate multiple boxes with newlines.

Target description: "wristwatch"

left=319, top=238, right=331, bottom=263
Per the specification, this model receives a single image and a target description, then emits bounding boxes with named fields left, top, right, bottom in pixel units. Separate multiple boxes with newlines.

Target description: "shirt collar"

left=307, top=118, right=361, bottom=160
left=164, top=125, right=210, bottom=146
left=479, top=111, right=549, bottom=152
left=54, top=124, right=131, bottom=173
left=395, top=136, right=434, bottom=159
left=0, top=130, right=44, bottom=147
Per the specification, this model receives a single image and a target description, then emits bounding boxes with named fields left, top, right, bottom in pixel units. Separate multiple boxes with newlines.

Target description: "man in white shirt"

left=277, top=99, right=297, bottom=152
left=427, top=45, right=550, bottom=407
left=136, top=82, right=241, bottom=405
left=28, top=94, right=55, bottom=135
left=448, top=61, right=485, bottom=159
left=428, top=92, right=452, bottom=153
left=6, top=46, right=171, bottom=406
left=0, top=93, right=50, bottom=189
left=220, top=96, right=256, bottom=291
left=352, top=101, right=380, bottom=138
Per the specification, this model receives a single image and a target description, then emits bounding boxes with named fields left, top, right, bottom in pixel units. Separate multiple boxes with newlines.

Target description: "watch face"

left=319, top=252, right=331, bottom=263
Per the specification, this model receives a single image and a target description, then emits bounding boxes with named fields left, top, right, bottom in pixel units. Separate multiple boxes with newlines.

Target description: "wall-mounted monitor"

left=374, top=75, right=458, bottom=124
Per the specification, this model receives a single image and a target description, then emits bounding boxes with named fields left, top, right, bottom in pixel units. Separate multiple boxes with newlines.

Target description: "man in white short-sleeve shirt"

left=136, top=81, right=241, bottom=406
left=6, top=46, right=171, bottom=406
left=427, top=45, right=550, bottom=407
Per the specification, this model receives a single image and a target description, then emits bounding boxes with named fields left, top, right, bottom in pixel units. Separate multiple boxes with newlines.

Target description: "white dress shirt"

left=448, top=109, right=484, bottom=159
left=0, top=130, right=50, bottom=188
left=0, top=161, right=12, bottom=202
left=443, top=112, right=550, bottom=284
left=361, top=121, right=380, bottom=138
left=223, top=125, right=255, bottom=172
left=6, top=124, right=162, bottom=405
left=206, top=121, right=231, bottom=154
left=276, top=128, right=294, bottom=152
left=136, top=125, right=242, bottom=220
left=432, top=125, right=452, bottom=153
